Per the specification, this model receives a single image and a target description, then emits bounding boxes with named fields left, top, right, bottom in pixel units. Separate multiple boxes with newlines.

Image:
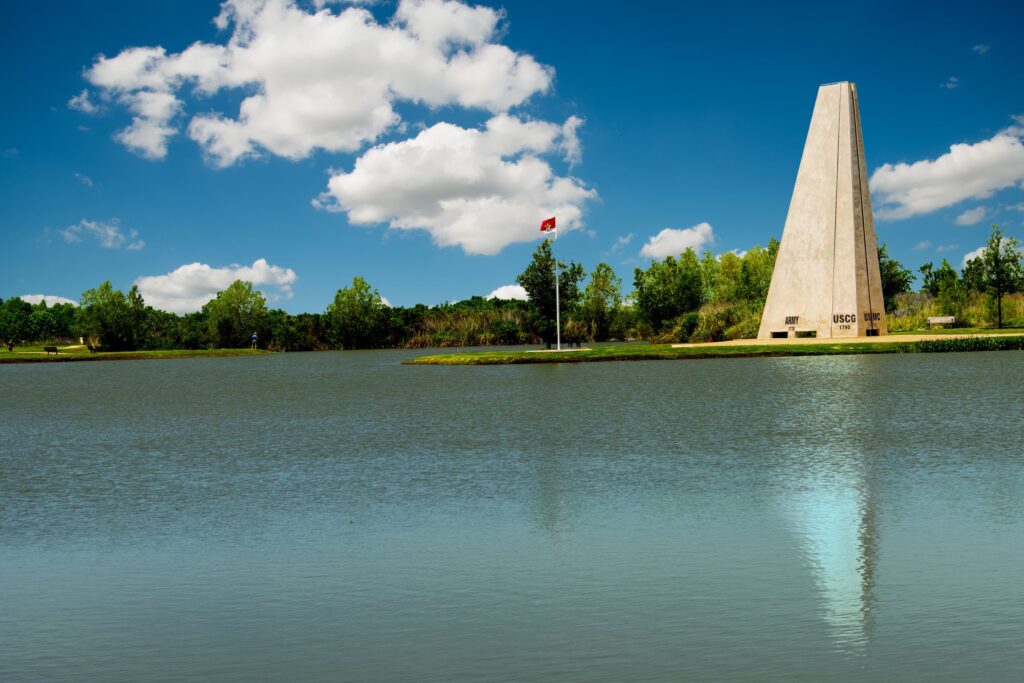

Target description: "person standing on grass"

left=251, top=332, right=258, bottom=349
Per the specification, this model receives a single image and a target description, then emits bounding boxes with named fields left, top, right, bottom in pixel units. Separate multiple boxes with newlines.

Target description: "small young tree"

left=979, top=225, right=1024, bottom=328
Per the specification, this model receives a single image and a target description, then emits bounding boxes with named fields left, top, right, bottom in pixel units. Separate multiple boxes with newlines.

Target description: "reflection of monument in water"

left=778, top=357, right=881, bottom=651
left=759, top=82, right=887, bottom=339
left=785, top=465, right=878, bottom=650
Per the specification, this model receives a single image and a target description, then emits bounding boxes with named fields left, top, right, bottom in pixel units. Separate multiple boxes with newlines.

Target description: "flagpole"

left=554, top=228, right=561, bottom=351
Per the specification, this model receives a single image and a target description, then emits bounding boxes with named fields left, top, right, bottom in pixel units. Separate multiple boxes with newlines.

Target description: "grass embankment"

left=890, top=327, right=1024, bottom=336
left=0, top=344, right=269, bottom=365
left=407, top=336, right=1024, bottom=365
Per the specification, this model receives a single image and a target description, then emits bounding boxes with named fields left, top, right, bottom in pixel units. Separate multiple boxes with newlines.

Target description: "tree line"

left=2, top=224, right=1022, bottom=351
left=889, top=225, right=1024, bottom=329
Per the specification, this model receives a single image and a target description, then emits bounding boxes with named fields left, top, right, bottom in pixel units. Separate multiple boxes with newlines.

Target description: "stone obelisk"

left=758, top=82, right=887, bottom=339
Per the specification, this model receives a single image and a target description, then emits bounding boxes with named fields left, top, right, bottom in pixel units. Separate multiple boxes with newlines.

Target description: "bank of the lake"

left=407, top=333, right=1024, bottom=365
left=0, top=345, right=269, bottom=364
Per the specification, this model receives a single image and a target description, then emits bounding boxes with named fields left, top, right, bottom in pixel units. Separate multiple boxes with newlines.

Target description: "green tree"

left=580, top=262, right=622, bottom=341
left=28, top=309, right=57, bottom=341
left=937, top=278, right=967, bottom=321
left=961, top=257, right=987, bottom=293
left=176, top=312, right=210, bottom=349
left=978, top=224, right=1024, bottom=328
left=326, top=276, right=387, bottom=349
left=203, top=280, right=269, bottom=348
left=0, top=297, right=32, bottom=343
left=919, top=259, right=959, bottom=298
left=79, top=281, right=137, bottom=350
left=517, top=240, right=585, bottom=346
left=699, top=251, right=721, bottom=303
left=47, top=302, right=78, bottom=340
left=737, top=239, right=778, bottom=304
left=633, top=248, right=703, bottom=332
left=877, top=243, right=913, bottom=312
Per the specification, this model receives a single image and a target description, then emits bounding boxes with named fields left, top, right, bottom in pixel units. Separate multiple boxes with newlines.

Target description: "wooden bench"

left=44, top=346, right=59, bottom=355
left=927, top=316, right=955, bottom=329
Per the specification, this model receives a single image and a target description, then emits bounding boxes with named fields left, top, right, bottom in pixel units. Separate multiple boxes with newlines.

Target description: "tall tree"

left=326, top=276, right=387, bottom=349
left=516, top=240, right=585, bottom=346
left=699, top=251, right=721, bottom=304
left=28, top=309, right=57, bottom=341
left=737, top=239, right=778, bottom=304
left=961, top=257, right=987, bottom=293
left=580, top=262, right=622, bottom=341
left=633, top=248, right=703, bottom=332
left=979, top=225, right=1024, bottom=328
left=877, top=243, right=913, bottom=312
left=79, top=281, right=137, bottom=350
left=203, top=280, right=269, bottom=348
left=0, top=297, right=32, bottom=343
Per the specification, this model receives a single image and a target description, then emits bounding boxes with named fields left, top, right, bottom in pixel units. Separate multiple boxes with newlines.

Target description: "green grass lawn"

left=0, top=345, right=269, bottom=364
left=407, top=336, right=1024, bottom=365
left=890, top=327, right=1024, bottom=335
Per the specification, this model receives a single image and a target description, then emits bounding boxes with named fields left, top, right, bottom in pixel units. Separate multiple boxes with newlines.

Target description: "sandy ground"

left=672, top=333, right=1023, bottom=348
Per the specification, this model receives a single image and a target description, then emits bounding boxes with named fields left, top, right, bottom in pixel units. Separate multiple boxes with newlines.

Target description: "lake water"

left=1, top=350, right=1022, bottom=681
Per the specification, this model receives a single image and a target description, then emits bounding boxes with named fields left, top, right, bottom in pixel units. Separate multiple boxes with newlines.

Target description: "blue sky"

left=2, top=0, right=1023, bottom=313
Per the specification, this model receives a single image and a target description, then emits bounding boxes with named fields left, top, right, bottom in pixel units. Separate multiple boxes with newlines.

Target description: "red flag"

left=540, top=217, right=556, bottom=232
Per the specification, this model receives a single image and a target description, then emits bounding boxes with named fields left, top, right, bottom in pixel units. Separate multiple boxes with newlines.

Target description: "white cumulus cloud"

left=19, top=294, right=77, bottom=306
left=961, top=245, right=986, bottom=268
left=68, top=89, right=99, bottom=114
left=134, top=258, right=298, bottom=314
left=487, top=284, right=528, bottom=300
left=870, top=117, right=1024, bottom=220
left=315, top=114, right=595, bottom=254
left=640, top=223, right=714, bottom=259
left=912, top=240, right=933, bottom=251
left=83, top=0, right=553, bottom=165
left=955, top=206, right=987, bottom=225
left=59, top=218, right=145, bottom=250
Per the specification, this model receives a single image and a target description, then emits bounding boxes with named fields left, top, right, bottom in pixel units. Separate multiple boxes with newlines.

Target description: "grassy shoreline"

left=406, top=335, right=1024, bottom=365
left=0, top=347, right=269, bottom=365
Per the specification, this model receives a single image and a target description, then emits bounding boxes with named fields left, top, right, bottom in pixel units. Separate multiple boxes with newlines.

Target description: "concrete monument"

left=758, top=82, right=887, bottom=339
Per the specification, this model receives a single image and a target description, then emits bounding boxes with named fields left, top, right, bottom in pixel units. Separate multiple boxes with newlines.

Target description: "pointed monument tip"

left=820, top=80, right=855, bottom=88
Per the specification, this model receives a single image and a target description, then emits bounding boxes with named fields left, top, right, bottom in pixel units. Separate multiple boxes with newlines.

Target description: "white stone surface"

left=758, top=82, right=887, bottom=339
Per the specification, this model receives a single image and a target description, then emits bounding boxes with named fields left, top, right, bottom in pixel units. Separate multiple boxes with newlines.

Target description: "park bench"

left=927, top=316, right=955, bottom=329
left=44, top=346, right=59, bottom=355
